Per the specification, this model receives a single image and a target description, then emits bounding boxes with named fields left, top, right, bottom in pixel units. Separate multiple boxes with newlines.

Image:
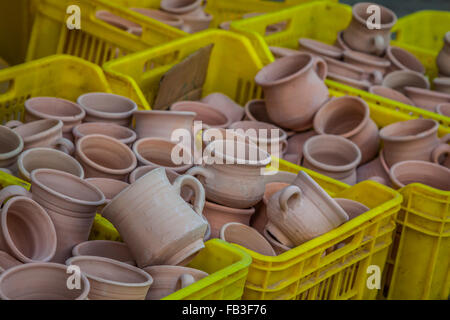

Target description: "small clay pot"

left=436, top=103, right=450, bottom=117
left=369, top=86, right=416, bottom=106
left=85, top=178, right=129, bottom=212
left=0, top=251, right=21, bottom=274
left=220, top=222, right=276, bottom=256
left=269, top=46, right=301, bottom=59
left=342, top=2, right=397, bottom=56
left=403, top=87, right=450, bottom=111
left=334, top=198, right=369, bottom=220
left=77, top=93, right=138, bottom=127
left=254, top=53, right=329, bottom=131
left=0, top=125, right=23, bottom=170
left=76, top=134, right=137, bottom=181
left=181, top=13, right=213, bottom=33
left=282, top=130, right=317, bottom=165
left=17, top=147, right=84, bottom=182
left=302, top=135, right=362, bottom=185
left=72, top=122, right=137, bottom=146
left=298, top=38, right=343, bottom=59
left=262, top=227, right=292, bottom=255
left=324, top=57, right=383, bottom=85
left=96, top=10, right=142, bottom=35
left=203, top=201, right=255, bottom=239
left=160, top=0, right=204, bottom=17
left=262, top=170, right=297, bottom=185
left=244, top=99, right=272, bottom=123
left=133, top=137, right=193, bottom=173
left=72, top=240, right=135, bottom=266
left=24, top=97, right=85, bottom=141
left=389, top=160, right=450, bottom=191
left=385, top=46, right=425, bottom=74
left=327, top=73, right=371, bottom=91
left=201, top=93, right=245, bottom=123
left=356, top=150, right=391, bottom=186
left=171, top=101, right=232, bottom=129
left=143, top=265, right=208, bottom=300
left=382, top=71, right=430, bottom=94
left=343, top=50, right=391, bottom=75
left=130, top=8, right=184, bottom=29
left=433, top=77, right=450, bottom=94
left=66, top=256, right=153, bottom=300
left=0, top=263, right=90, bottom=300
left=335, top=31, right=351, bottom=51
left=437, top=32, right=450, bottom=77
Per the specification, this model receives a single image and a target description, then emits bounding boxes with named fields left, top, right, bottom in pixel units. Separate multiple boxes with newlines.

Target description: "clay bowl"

left=404, top=87, right=450, bottom=111
left=343, top=50, right=391, bottom=75
left=298, top=38, right=343, bottom=59
left=171, top=101, right=232, bottom=129
left=436, top=103, right=450, bottom=117
left=72, top=122, right=137, bottom=146
left=263, top=227, right=292, bottom=255
left=334, top=198, right=370, bottom=220
left=382, top=71, right=430, bottom=94
left=327, top=73, right=371, bottom=91
left=269, top=46, right=301, bottom=59
left=369, top=86, right=415, bottom=106
left=200, top=92, right=244, bottom=123
left=385, top=46, right=425, bottom=74
left=0, top=125, right=24, bottom=169
left=72, top=240, right=135, bottom=266
left=0, top=251, right=22, bottom=274
left=244, top=99, right=272, bottom=123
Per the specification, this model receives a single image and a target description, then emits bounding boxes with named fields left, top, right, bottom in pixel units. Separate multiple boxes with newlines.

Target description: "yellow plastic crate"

left=230, top=2, right=449, bottom=129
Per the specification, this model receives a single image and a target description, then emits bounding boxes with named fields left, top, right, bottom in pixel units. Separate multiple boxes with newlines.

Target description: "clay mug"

left=342, top=2, right=397, bottom=56
left=17, top=147, right=84, bottom=182
left=77, top=92, right=138, bottom=127
left=76, top=134, right=137, bottom=181
left=0, top=263, right=90, bottom=300
left=324, top=57, right=383, bottom=85
left=0, top=251, right=22, bottom=274
left=66, top=256, right=153, bottom=300
left=160, top=0, right=205, bottom=18
left=171, top=101, right=232, bottom=129
left=85, top=178, right=129, bottom=212
left=342, top=50, right=391, bottom=75
left=7, top=119, right=74, bottom=155
left=382, top=70, right=430, bottom=94
left=180, top=13, right=213, bottom=33
left=433, top=78, right=450, bottom=95
left=379, top=119, right=450, bottom=167
left=298, top=38, right=343, bottom=60
left=0, top=193, right=57, bottom=263
left=102, top=168, right=208, bottom=267
left=385, top=46, right=425, bottom=74
left=302, top=135, right=362, bottom=185
left=244, top=99, right=273, bottom=123
left=437, top=31, right=450, bottom=77
left=369, top=86, right=415, bottom=106
left=334, top=198, right=369, bottom=220
left=356, top=150, right=391, bottom=186
left=262, top=227, right=292, bottom=255
left=403, top=87, right=450, bottom=111
left=436, top=103, right=450, bottom=118
left=282, top=130, right=317, bottom=166
left=143, top=265, right=208, bottom=300
left=72, top=240, right=135, bottom=266
left=72, top=122, right=137, bottom=146
left=313, top=96, right=380, bottom=165
left=201, top=92, right=245, bottom=123
left=0, top=125, right=23, bottom=171
left=24, top=97, right=86, bottom=141
left=254, top=53, right=329, bottom=131
left=186, top=140, right=272, bottom=209
left=265, top=171, right=349, bottom=246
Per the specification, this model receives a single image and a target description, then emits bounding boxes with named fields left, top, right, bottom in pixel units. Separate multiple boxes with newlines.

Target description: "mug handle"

left=186, top=166, right=214, bottom=181
left=54, top=138, right=75, bottom=155
left=431, top=144, right=450, bottom=167
left=279, top=185, right=302, bottom=214
left=4, top=120, right=23, bottom=129
left=173, top=174, right=206, bottom=216
left=374, top=35, right=385, bottom=56
left=0, top=185, right=31, bottom=206
left=313, top=57, right=327, bottom=81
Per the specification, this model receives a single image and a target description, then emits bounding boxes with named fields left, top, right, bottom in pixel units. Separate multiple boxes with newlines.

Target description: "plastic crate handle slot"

left=0, top=78, right=14, bottom=96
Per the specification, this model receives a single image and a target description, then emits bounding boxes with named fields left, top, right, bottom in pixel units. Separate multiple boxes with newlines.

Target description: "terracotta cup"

left=72, top=240, right=135, bottom=265
left=244, top=99, right=273, bottom=123
left=17, top=147, right=84, bottom=182
left=379, top=119, right=450, bottom=167
left=282, top=130, right=317, bottom=166
left=433, top=78, right=450, bottom=95
left=266, top=171, right=349, bottom=246
left=77, top=92, right=138, bottom=127
left=382, top=70, right=430, bottom=94
left=343, top=50, right=391, bottom=75
left=85, top=178, right=129, bottom=212
left=102, top=168, right=208, bottom=267
left=24, top=97, right=86, bottom=141
left=335, top=31, right=351, bottom=51
left=0, top=195, right=57, bottom=263
left=160, top=0, right=205, bottom=17
left=143, top=265, right=208, bottom=300
left=313, top=96, right=379, bottom=165
left=389, top=160, right=450, bottom=191
left=342, top=2, right=397, bottom=56
left=0, top=125, right=23, bottom=170
left=324, top=57, right=383, bottom=85
left=0, top=263, right=90, bottom=300
left=133, top=137, right=193, bottom=174
left=262, top=227, right=292, bottom=255
left=436, top=103, right=450, bottom=117
left=437, top=31, right=450, bottom=77
left=171, top=101, right=232, bottom=129
left=385, top=46, right=425, bottom=74
left=298, top=38, right=343, bottom=60
left=356, top=150, right=391, bottom=186
left=0, top=251, right=22, bottom=274
left=76, top=134, right=137, bottom=181
left=254, top=53, right=329, bottom=131
left=72, top=122, right=137, bottom=146
left=187, top=140, right=272, bottom=209
left=302, top=135, right=362, bottom=185
left=220, top=222, right=276, bottom=256
left=181, top=14, right=213, bottom=33
left=334, top=198, right=369, bottom=220
left=369, top=86, right=415, bottom=106
left=403, top=87, right=450, bottom=111
left=7, top=119, right=74, bottom=154
left=66, top=256, right=153, bottom=300
left=201, top=92, right=245, bottom=123
left=130, top=8, right=184, bottom=29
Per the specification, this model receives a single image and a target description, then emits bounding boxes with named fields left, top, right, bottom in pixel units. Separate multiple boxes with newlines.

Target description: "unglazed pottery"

left=433, top=77, right=450, bottom=94
left=356, top=150, right=391, bottom=186
left=436, top=103, right=450, bottom=117
left=201, top=92, right=245, bottom=123
left=24, top=97, right=85, bottom=141
left=72, top=122, right=137, bottom=146
left=102, top=168, right=208, bottom=267
left=334, top=198, right=369, bottom=220
left=379, top=119, right=450, bottom=167
left=382, top=71, right=430, bottom=93
left=0, top=263, right=90, bottom=300
left=327, top=73, right=371, bottom=91
left=0, top=125, right=23, bottom=170
left=324, top=57, right=383, bottom=85
left=335, top=31, right=351, bottom=51
left=77, top=92, right=138, bottom=127
left=66, top=256, right=153, bottom=300
left=342, top=2, right=397, bottom=55
left=254, top=53, right=329, bottom=131
left=181, top=13, right=213, bottom=33
left=269, top=46, right=301, bottom=59
left=266, top=171, right=349, bottom=246
left=437, top=31, right=450, bottom=77
left=389, top=160, right=450, bottom=191
left=203, top=201, right=255, bottom=239
left=96, top=10, right=142, bottom=35
left=283, top=130, right=317, bottom=165
left=130, top=8, right=184, bottom=29
left=76, top=134, right=137, bottom=181
left=187, top=140, right=272, bottom=209
left=17, top=147, right=84, bottom=182
left=302, top=135, right=362, bottom=185
left=8, top=119, right=74, bottom=154
left=244, top=99, right=273, bottom=123
left=220, top=222, right=276, bottom=256
left=85, top=178, right=129, bottom=211
left=160, top=0, right=204, bottom=17
left=262, top=170, right=297, bottom=185
left=171, top=101, right=232, bottom=129
left=369, top=86, right=415, bottom=106
left=72, top=240, right=135, bottom=265
left=262, top=228, right=292, bottom=255
left=0, top=196, right=57, bottom=263
left=403, top=86, right=450, bottom=111
left=298, top=38, right=343, bottom=59
left=0, top=251, right=21, bottom=274
left=143, top=265, right=208, bottom=300
left=385, top=46, right=425, bottom=74
left=343, top=50, right=391, bottom=75
left=313, top=96, right=380, bottom=164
